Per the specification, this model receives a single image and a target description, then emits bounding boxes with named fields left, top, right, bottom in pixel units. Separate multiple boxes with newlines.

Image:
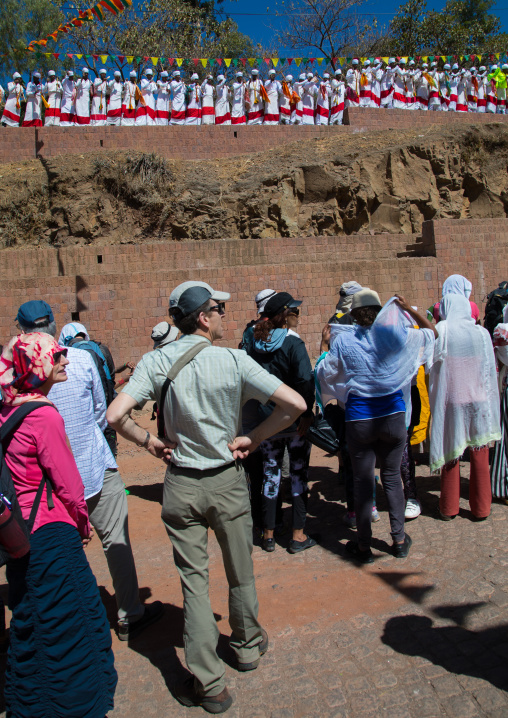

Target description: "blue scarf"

left=253, top=328, right=288, bottom=354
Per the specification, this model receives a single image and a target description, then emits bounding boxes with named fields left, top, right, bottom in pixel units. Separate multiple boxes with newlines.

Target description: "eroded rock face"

left=1, top=124, right=508, bottom=247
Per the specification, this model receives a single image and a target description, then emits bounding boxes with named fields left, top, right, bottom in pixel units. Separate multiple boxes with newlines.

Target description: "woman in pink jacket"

left=0, top=332, right=117, bottom=718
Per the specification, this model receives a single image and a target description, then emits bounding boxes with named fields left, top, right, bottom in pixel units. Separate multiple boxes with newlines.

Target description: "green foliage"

left=386, top=0, right=507, bottom=56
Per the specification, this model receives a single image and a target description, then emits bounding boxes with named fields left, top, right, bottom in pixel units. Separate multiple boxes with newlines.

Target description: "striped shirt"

left=123, top=333, right=282, bottom=470
left=48, top=346, right=117, bottom=499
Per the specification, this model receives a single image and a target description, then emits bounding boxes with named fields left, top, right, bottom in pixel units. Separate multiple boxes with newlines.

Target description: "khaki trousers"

left=161, top=461, right=262, bottom=696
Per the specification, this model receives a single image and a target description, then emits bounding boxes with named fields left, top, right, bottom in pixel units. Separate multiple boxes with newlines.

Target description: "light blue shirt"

left=49, top=346, right=117, bottom=499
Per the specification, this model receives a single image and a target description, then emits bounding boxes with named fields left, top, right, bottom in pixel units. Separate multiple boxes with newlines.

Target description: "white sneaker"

left=405, top=498, right=421, bottom=520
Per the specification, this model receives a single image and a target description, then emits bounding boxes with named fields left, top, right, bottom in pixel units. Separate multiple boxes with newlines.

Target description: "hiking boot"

left=117, top=601, right=164, bottom=641
left=237, top=628, right=269, bottom=672
left=342, top=511, right=357, bottom=529
left=173, top=677, right=233, bottom=714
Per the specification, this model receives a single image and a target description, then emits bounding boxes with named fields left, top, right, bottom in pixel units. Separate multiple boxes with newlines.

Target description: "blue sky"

left=219, top=0, right=508, bottom=54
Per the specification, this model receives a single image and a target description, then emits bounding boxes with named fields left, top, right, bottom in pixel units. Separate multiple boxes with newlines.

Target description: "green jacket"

left=488, top=68, right=507, bottom=89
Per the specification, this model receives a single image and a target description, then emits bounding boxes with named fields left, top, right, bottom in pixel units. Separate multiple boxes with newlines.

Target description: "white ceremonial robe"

left=301, top=80, right=316, bottom=124
left=380, top=67, right=395, bottom=108
left=22, top=81, right=43, bottom=126
left=416, top=72, right=430, bottom=110
left=476, top=72, right=487, bottom=112
left=428, top=70, right=441, bottom=110
left=91, top=78, right=108, bottom=125
left=330, top=79, right=345, bottom=124
left=185, top=83, right=201, bottom=125
left=393, top=68, right=407, bottom=109
left=439, top=72, right=450, bottom=111
left=230, top=81, right=245, bottom=125
left=456, top=76, right=468, bottom=112
left=405, top=70, right=417, bottom=109
left=43, top=79, right=62, bottom=125
left=371, top=67, right=382, bottom=108
left=279, top=82, right=292, bottom=124
left=292, top=80, right=304, bottom=124
left=315, top=81, right=331, bottom=125
left=448, top=73, right=459, bottom=111
left=121, top=81, right=137, bottom=125
left=215, top=79, right=231, bottom=125
left=264, top=78, right=282, bottom=124
left=200, top=80, right=215, bottom=125
left=247, top=79, right=264, bottom=124
left=74, top=78, right=92, bottom=124
left=486, top=75, right=497, bottom=113
left=107, top=81, right=123, bottom=125
left=60, top=78, right=76, bottom=125
left=155, top=81, right=170, bottom=125
left=345, top=69, right=360, bottom=107
left=359, top=68, right=372, bottom=107
left=466, top=73, right=477, bottom=113
left=170, top=80, right=186, bottom=124
left=135, top=79, right=157, bottom=125
left=2, top=82, right=23, bottom=126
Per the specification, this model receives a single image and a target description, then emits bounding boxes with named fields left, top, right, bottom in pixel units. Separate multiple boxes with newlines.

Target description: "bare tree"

left=274, top=0, right=373, bottom=68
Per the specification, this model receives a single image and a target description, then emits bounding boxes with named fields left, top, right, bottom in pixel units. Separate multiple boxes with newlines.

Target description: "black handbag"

left=306, top=403, right=344, bottom=455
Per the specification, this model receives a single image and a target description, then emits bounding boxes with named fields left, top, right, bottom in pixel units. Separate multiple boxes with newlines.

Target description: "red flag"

left=240, top=58, right=246, bottom=66
left=216, top=58, right=222, bottom=66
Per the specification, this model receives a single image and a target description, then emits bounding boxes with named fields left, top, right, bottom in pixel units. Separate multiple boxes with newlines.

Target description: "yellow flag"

left=382, top=57, right=389, bottom=63
left=317, top=58, right=324, bottom=65
left=248, top=58, right=256, bottom=66
left=422, top=56, right=428, bottom=62
left=339, top=57, right=345, bottom=65
left=295, top=58, right=302, bottom=66
left=151, top=57, right=158, bottom=66
left=176, top=58, right=183, bottom=66
left=200, top=59, right=208, bottom=67
left=100, top=55, right=108, bottom=64
left=440, top=55, right=446, bottom=61
left=224, top=58, right=232, bottom=67
left=496, top=53, right=500, bottom=59
left=76, top=54, right=83, bottom=59
left=126, top=56, right=134, bottom=64
left=44, top=52, right=52, bottom=57
left=402, top=56, right=408, bottom=63
left=272, top=58, right=279, bottom=67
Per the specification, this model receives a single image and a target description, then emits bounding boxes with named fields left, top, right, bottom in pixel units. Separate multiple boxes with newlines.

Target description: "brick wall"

left=1, top=218, right=507, bottom=362
left=0, top=108, right=506, bottom=165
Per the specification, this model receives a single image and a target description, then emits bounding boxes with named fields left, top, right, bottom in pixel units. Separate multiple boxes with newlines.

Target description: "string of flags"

left=25, top=52, right=508, bottom=67
left=27, top=0, right=132, bottom=53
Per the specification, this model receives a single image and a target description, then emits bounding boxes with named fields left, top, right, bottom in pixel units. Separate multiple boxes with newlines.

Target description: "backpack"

left=0, top=403, right=55, bottom=567
left=69, top=339, right=118, bottom=455
left=484, top=281, right=508, bottom=337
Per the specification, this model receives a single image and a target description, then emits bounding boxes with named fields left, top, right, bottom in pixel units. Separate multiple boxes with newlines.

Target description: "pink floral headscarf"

left=0, top=333, right=66, bottom=406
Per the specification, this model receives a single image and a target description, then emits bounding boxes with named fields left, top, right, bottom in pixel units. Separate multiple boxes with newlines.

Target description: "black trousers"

left=346, top=412, right=407, bottom=548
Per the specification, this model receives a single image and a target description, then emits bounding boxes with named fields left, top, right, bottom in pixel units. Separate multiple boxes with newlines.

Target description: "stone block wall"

left=1, top=218, right=507, bottom=362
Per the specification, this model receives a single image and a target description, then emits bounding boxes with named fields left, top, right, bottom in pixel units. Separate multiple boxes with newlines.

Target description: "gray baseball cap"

left=169, top=281, right=230, bottom=319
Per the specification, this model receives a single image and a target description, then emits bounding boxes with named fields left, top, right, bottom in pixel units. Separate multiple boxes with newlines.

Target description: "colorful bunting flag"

left=200, top=58, right=208, bottom=67
left=176, top=58, right=183, bottom=66
left=224, top=59, right=231, bottom=67
left=295, top=58, right=302, bottom=66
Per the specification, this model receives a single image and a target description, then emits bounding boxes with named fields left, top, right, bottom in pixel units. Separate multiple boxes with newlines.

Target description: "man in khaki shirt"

left=107, top=281, right=305, bottom=714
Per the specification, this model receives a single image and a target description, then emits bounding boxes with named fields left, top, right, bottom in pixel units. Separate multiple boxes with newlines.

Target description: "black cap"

left=262, top=292, right=302, bottom=319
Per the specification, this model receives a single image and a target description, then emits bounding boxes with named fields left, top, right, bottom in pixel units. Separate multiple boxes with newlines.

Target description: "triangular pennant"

left=92, top=5, right=105, bottom=21
left=422, top=56, right=427, bottom=62
left=200, top=58, right=208, bottom=67
left=339, top=58, right=345, bottom=65
left=168, top=58, right=174, bottom=66
left=464, top=55, right=470, bottom=61
left=302, top=58, right=309, bottom=64
left=496, top=53, right=500, bottom=59
left=295, top=58, right=302, bottom=66
left=332, top=57, right=337, bottom=64
left=216, top=58, right=222, bottom=66
left=53, top=53, right=60, bottom=59
left=381, top=57, right=388, bottom=63
left=100, top=54, right=108, bottom=64
left=279, top=58, right=286, bottom=65
left=176, top=58, right=183, bottom=66
left=287, top=58, right=293, bottom=65
left=75, top=54, right=83, bottom=59
left=209, top=59, right=214, bottom=66
left=118, top=55, right=125, bottom=62
left=224, top=58, right=231, bottom=67
left=248, top=58, right=256, bottom=66
left=135, top=56, right=142, bottom=64
left=240, top=58, right=247, bottom=66
left=264, top=57, right=270, bottom=66
left=470, top=54, right=476, bottom=61
left=100, top=0, right=119, bottom=15
left=85, top=54, right=92, bottom=60
left=143, top=56, right=149, bottom=62
left=126, top=56, right=134, bottom=63
left=92, top=54, right=99, bottom=60
left=232, top=58, right=238, bottom=67
left=272, top=58, right=279, bottom=67
left=346, top=57, right=352, bottom=63
left=317, top=58, right=324, bottom=65
left=151, top=57, right=158, bottom=65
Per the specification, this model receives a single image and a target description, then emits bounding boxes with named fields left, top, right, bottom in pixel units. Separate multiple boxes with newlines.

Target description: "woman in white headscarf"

left=428, top=294, right=500, bottom=520
left=318, top=291, right=436, bottom=563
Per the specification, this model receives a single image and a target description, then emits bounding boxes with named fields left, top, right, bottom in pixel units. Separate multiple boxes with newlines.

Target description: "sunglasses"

left=53, top=349, right=68, bottom=362
left=287, top=308, right=299, bottom=317
left=209, top=302, right=226, bottom=316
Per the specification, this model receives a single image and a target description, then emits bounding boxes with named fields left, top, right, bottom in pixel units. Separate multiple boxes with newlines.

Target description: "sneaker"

left=288, top=535, right=317, bottom=554
left=262, top=537, right=275, bottom=552
left=173, top=676, right=233, bottom=714
left=117, top=601, right=164, bottom=641
left=392, top=533, right=412, bottom=558
left=405, top=498, right=421, bottom=520
left=342, top=511, right=357, bottom=529
left=237, top=628, right=269, bottom=671
left=371, top=506, right=380, bottom=522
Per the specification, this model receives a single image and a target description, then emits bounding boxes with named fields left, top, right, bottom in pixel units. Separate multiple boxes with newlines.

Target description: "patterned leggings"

left=260, top=434, right=311, bottom=530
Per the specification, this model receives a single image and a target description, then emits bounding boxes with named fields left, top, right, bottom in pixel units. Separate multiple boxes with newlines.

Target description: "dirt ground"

left=1, top=407, right=508, bottom=717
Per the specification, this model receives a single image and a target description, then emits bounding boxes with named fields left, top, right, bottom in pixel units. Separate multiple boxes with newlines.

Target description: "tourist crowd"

left=0, top=273, right=507, bottom=715
left=2, top=59, right=508, bottom=129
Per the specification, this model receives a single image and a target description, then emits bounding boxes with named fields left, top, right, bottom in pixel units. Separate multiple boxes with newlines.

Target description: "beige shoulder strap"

left=166, top=341, right=209, bottom=382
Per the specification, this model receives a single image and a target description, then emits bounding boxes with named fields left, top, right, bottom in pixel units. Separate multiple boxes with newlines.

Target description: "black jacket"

left=246, top=334, right=315, bottom=423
